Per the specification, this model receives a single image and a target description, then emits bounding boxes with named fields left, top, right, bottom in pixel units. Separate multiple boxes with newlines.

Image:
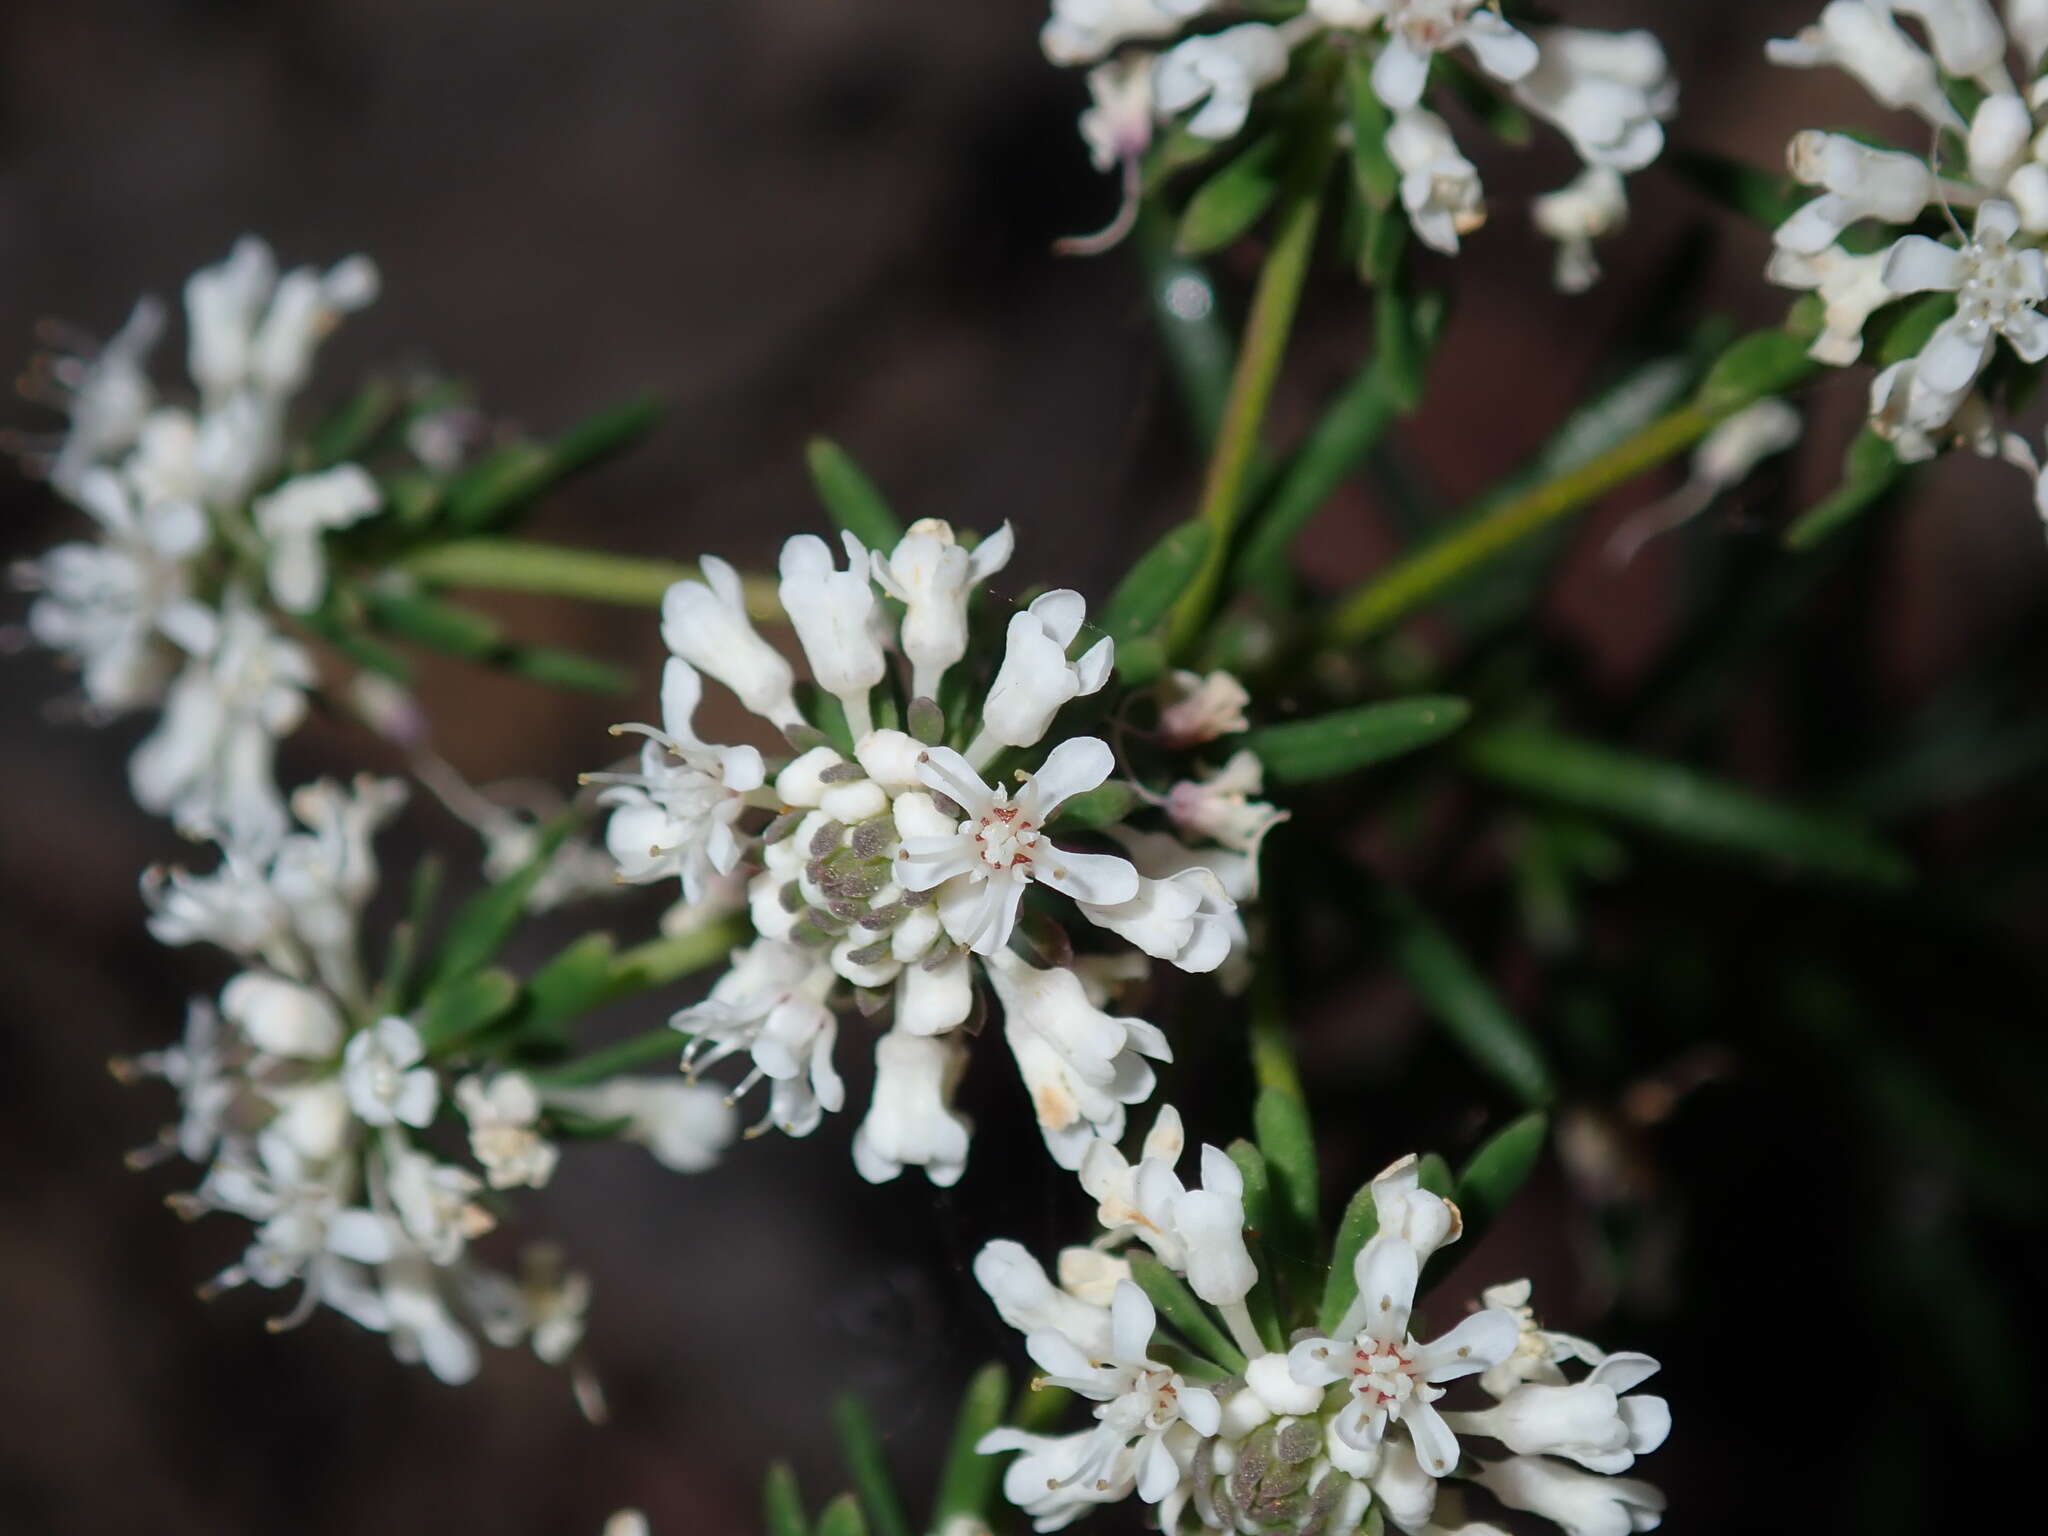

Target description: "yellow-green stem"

left=401, top=537, right=780, bottom=620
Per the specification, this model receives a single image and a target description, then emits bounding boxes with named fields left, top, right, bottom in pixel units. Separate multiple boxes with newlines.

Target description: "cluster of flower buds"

left=1765, top=0, right=2048, bottom=517
left=1043, top=1, right=1676, bottom=289
left=120, top=766, right=736, bottom=1394
left=588, top=521, right=1280, bottom=1184
left=974, top=1125, right=1669, bottom=1534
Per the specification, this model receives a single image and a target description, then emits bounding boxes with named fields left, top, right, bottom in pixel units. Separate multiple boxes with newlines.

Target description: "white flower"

left=220, top=971, right=345, bottom=1060
left=1880, top=199, right=2048, bottom=402
left=456, top=1073, right=560, bottom=1189
left=267, top=775, right=408, bottom=998
left=1165, top=750, right=1288, bottom=866
left=1368, top=1152, right=1464, bottom=1263
left=120, top=997, right=236, bottom=1165
left=851, top=1027, right=973, bottom=1186
left=660, top=556, right=798, bottom=728
left=1767, top=1, right=1965, bottom=130
left=378, top=1247, right=481, bottom=1384
left=1446, top=1353, right=1670, bottom=1472
left=1775, top=132, right=1935, bottom=256
left=1534, top=166, right=1629, bottom=294
left=39, top=297, right=164, bottom=495
left=1470, top=1455, right=1666, bottom=1536
left=1011, top=1281, right=1223, bottom=1508
left=974, top=1238, right=1116, bottom=1359
left=20, top=464, right=210, bottom=714
left=894, top=737, right=1138, bottom=957
left=869, top=519, right=1015, bottom=701
left=778, top=531, right=887, bottom=738
left=1513, top=28, right=1676, bottom=174
left=185, top=235, right=379, bottom=405
left=252, top=464, right=382, bottom=613
left=672, top=939, right=844, bottom=1136
left=1765, top=243, right=1895, bottom=365
left=1288, top=1237, right=1520, bottom=1476
left=972, top=590, right=1115, bottom=759
left=143, top=848, right=290, bottom=959
left=984, top=948, right=1171, bottom=1168
left=2014, top=0, right=2048, bottom=65
left=1080, top=55, right=1156, bottom=174
left=595, top=657, right=767, bottom=903
left=1154, top=23, right=1291, bottom=142
left=973, top=1427, right=1114, bottom=1532
left=342, top=1017, right=440, bottom=1129
left=1157, top=669, right=1249, bottom=747
left=386, top=1147, right=495, bottom=1265
left=1312, top=0, right=1539, bottom=112
left=1079, top=1102, right=1186, bottom=1245
left=1893, top=0, right=2010, bottom=84
left=1968, top=90, right=2034, bottom=189
left=544, top=1078, right=738, bottom=1172
left=1042, top=0, right=1197, bottom=68
left=1386, top=107, right=1488, bottom=255
left=197, top=1136, right=397, bottom=1329
left=1075, top=863, right=1237, bottom=974
left=129, top=590, right=315, bottom=851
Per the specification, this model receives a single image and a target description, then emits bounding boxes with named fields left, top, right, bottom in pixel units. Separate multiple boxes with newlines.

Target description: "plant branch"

left=401, top=537, right=780, bottom=620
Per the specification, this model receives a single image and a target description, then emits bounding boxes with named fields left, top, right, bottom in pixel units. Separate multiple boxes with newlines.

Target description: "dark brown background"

left=3, top=3, right=2041, bottom=1533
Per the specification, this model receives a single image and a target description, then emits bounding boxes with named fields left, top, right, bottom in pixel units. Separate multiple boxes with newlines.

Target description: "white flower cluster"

left=590, top=521, right=1276, bottom=1185
left=975, top=1133, right=1669, bottom=1533
left=1044, top=2, right=1676, bottom=289
left=12, top=236, right=388, bottom=849
left=1765, top=1, right=2048, bottom=515
left=123, top=769, right=737, bottom=1388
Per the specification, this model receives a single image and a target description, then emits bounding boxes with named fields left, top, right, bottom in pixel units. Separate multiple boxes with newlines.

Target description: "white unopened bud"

left=851, top=1028, right=972, bottom=1187
left=972, top=589, right=1114, bottom=757
left=1767, top=2, right=1964, bottom=131
left=778, top=531, right=886, bottom=737
left=1970, top=93, right=2034, bottom=189
left=1386, top=108, right=1486, bottom=255
left=1154, top=23, right=1289, bottom=142
left=1892, top=0, right=2007, bottom=81
left=1776, top=132, right=1934, bottom=254
left=661, top=556, right=797, bottom=727
left=870, top=519, right=1014, bottom=701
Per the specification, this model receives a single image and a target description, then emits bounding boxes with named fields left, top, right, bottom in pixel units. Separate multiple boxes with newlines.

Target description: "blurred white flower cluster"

left=9, top=238, right=399, bottom=851
left=1765, top=1, right=2048, bottom=515
left=122, top=767, right=735, bottom=1392
left=589, top=521, right=1276, bottom=1185
left=974, top=1130, right=1669, bottom=1534
left=1043, top=1, right=1676, bottom=289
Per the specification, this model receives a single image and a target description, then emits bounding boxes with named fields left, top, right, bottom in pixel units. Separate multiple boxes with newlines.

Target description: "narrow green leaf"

left=1055, top=780, right=1139, bottom=830
left=1696, top=329, right=1813, bottom=414
left=831, top=1395, right=911, bottom=1536
left=419, top=817, right=575, bottom=993
left=1667, top=148, right=1805, bottom=228
left=1358, top=197, right=1409, bottom=289
left=1249, top=987, right=1318, bottom=1294
left=416, top=967, right=521, bottom=1052
left=1099, top=520, right=1213, bottom=675
left=1463, top=724, right=1915, bottom=887
left=1415, top=1153, right=1455, bottom=1199
left=444, top=395, right=663, bottom=532
left=1243, top=697, right=1471, bottom=785
left=813, top=1493, right=869, bottom=1536
left=1785, top=428, right=1903, bottom=549
left=1138, top=214, right=1234, bottom=446
left=297, top=603, right=415, bottom=683
left=1226, top=1140, right=1288, bottom=1351
left=1344, top=55, right=1397, bottom=209
left=375, top=854, right=443, bottom=1014
left=763, top=1463, right=808, bottom=1536
left=1318, top=1181, right=1380, bottom=1334
left=1127, top=1252, right=1247, bottom=1371
left=1379, top=886, right=1556, bottom=1107
left=364, top=588, right=503, bottom=656
left=807, top=439, right=903, bottom=552
left=931, top=1363, right=1010, bottom=1525
left=1177, top=133, right=1286, bottom=256
left=514, top=932, right=620, bottom=1040
left=499, top=643, right=632, bottom=695
left=1375, top=281, right=1436, bottom=413
left=1456, top=1112, right=1548, bottom=1247
left=307, top=379, right=399, bottom=469
left=1873, top=292, right=1955, bottom=367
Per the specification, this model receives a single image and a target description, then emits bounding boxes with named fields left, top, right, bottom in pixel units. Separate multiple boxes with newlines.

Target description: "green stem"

left=1323, top=359, right=1821, bottom=645
left=401, top=537, right=780, bottom=619
left=608, top=915, right=748, bottom=995
left=1167, top=124, right=1336, bottom=658
left=529, top=1027, right=688, bottom=1087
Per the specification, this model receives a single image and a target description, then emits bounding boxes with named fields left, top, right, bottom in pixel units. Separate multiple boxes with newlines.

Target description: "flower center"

left=972, top=799, right=1039, bottom=872
left=1958, top=233, right=2039, bottom=335
left=1351, top=1339, right=1421, bottom=1410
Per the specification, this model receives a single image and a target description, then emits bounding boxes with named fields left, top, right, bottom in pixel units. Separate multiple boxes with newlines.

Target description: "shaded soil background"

left=1, top=3, right=2042, bottom=1533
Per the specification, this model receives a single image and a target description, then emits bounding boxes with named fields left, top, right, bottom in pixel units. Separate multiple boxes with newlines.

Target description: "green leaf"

left=1056, top=780, right=1139, bottom=830
left=1785, top=428, right=1904, bottom=549
left=931, top=1363, right=1010, bottom=1525
left=1378, top=885, right=1555, bottom=1107
left=812, top=1493, right=869, bottom=1536
left=831, top=1395, right=911, bottom=1536
left=375, top=854, right=443, bottom=1014
left=1415, top=1153, right=1454, bottom=1199
left=513, top=932, right=620, bottom=1042
left=1873, top=291, right=1955, bottom=367
left=1243, top=696, right=1471, bottom=785
left=418, top=817, right=575, bottom=993
left=307, top=379, right=400, bottom=469
left=763, top=1463, right=808, bottom=1536
left=1100, top=521, right=1213, bottom=679
left=1138, top=213, right=1234, bottom=446
left=1318, top=1180, right=1380, bottom=1334
left=1667, top=148, right=1805, bottom=228
left=806, top=439, right=904, bottom=553
left=1248, top=990, right=1318, bottom=1299
left=444, top=395, right=663, bottom=532
left=416, top=967, right=521, bottom=1052
left=1357, top=198, right=1409, bottom=289
left=363, top=588, right=631, bottom=693
left=1177, top=133, right=1287, bottom=256
left=1375, top=281, right=1438, bottom=413
left=1462, top=724, right=1915, bottom=888
left=1127, top=1252, right=1247, bottom=1370
left=1456, top=1112, right=1548, bottom=1248
left=1344, top=55, right=1397, bottom=210
left=499, top=644, right=632, bottom=695
left=1227, top=1138, right=1278, bottom=1237
left=1696, top=328, right=1813, bottom=414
